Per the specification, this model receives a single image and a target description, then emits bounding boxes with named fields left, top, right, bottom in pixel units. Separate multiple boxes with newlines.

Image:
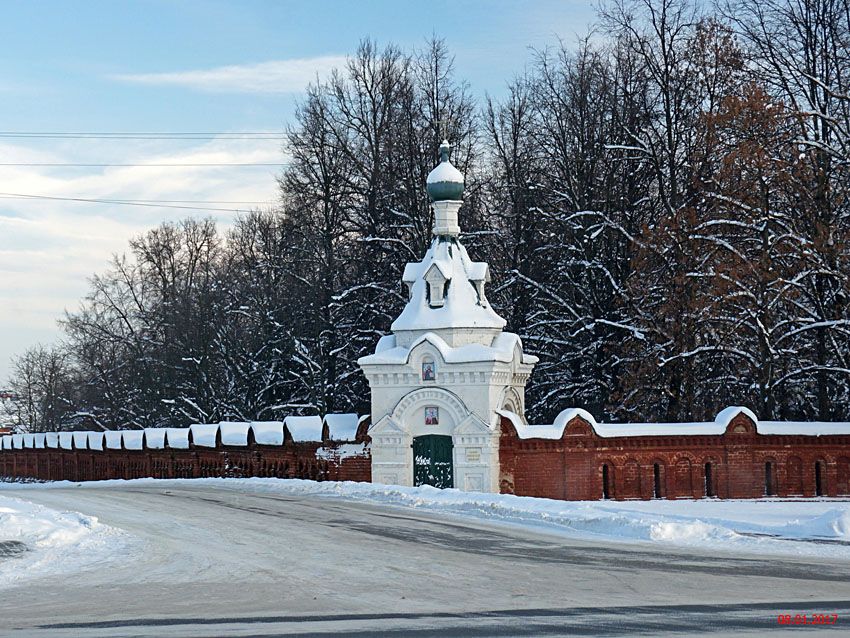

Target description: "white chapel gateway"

left=358, top=141, right=538, bottom=492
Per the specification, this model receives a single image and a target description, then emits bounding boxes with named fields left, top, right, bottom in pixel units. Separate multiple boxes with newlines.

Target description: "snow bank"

left=0, top=495, right=136, bottom=589
left=5, top=478, right=849, bottom=560
left=254, top=481, right=850, bottom=559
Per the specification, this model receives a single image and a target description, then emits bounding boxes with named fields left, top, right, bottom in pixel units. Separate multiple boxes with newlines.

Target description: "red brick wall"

left=0, top=441, right=371, bottom=484
left=500, top=414, right=850, bottom=500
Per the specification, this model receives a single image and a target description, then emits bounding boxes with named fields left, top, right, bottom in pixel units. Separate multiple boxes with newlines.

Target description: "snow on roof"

left=426, top=156, right=464, bottom=185
left=219, top=421, right=250, bottom=446
left=0, top=434, right=11, bottom=449
left=467, top=261, right=489, bottom=282
left=323, top=413, right=360, bottom=441
left=104, top=431, right=123, bottom=450
left=87, top=431, right=104, bottom=450
left=45, top=432, right=59, bottom=448
left=498, top=409, right=567, bottom=439
left=59, top=432, right=74, bottom=450
left=593, top=422, right=727, bottom=437
left=759, top=421, right=850, bottom=436
left=189, top=423, right=220, bottom=448
left=165, top=428, right=190, bottom=449
left=360, top=331, right=537, bottom=367
left=249, top=421, right=285, bottom=446
left=503, top=405, right=850, bottom=440
left=390, top=238, right=506, bottom=333
left=715, top=406, right=758, bottom=428
left=593, top=407, right=757, bottom=438
left=424, top=259, right=452, bottom=280
left=22, top=434, right=34, bottom=448
left=122, top=431, right=144, bottom=451
left=72, top=432, right=90, bottom=450
left=284, top=415, right=323, bottom=442
left=143, top=428, right=167, bottom=449
left=12, top=434, right=23, bottom=449
left=33, top=433, right=46, bottom=449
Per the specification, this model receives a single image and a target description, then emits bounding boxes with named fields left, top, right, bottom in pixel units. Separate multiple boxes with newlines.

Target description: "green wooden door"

left=413, top=435, right=454, bottom=488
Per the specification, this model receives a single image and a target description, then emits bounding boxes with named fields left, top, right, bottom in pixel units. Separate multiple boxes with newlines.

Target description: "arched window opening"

left=602, top=464, right=610, bottom=500
left=765, top=462, right=774, bottom=496
left=653, top=463, right=662, bottom=499
left=704, top=462, right=714, bottom=498
left=815, top=461, right=824, bottom=497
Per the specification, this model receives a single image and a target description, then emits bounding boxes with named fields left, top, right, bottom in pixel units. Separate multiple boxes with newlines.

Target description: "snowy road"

left=1, top=483, right=849, bottom=637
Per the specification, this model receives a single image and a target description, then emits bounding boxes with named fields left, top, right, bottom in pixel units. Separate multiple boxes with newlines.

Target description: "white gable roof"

left=122, top=431, right=144, bottom=450
left=143, top=428, right=167, bottom=449
left=219, top=421, right=250, bottom=446
left=72, top=432, right=90, bottom=450
left=87, top=431, right=105, bottom=450
left=58, top=432, right=74, bottom=450
left=104, top=431, right=123, bottom=449
left=165, top=428, right=190, bottom=449
left=323, top=413, right=360, bottom=441
left=284, top=416, right=322, bottom=442
left=189, top=423, right=219, bottom=448
left=249, top=421, right=285, bottom=446
left=391, top=238, right=506, bottom=333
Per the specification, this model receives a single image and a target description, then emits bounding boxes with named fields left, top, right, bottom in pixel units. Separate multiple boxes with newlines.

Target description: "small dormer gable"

left=424, top=261, right=451, bottom=307
left=402, top=262, right=421, bottom=300
left=467, top=261, right=490, bottom=307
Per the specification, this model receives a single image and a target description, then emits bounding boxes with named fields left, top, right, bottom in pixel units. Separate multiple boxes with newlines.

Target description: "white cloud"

left=0, top=137, right=284, bottom=380
left=110, top=56, right=346, bottom=93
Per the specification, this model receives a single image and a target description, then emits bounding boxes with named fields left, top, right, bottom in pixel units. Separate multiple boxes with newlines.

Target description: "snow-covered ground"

left=3, top=478, right=849, bottom=562
left=0, top=493, right=137, bottom=588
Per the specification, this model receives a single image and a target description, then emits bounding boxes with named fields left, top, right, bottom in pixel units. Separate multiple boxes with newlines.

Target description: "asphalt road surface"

left=0, top=484, right=848, bottom=637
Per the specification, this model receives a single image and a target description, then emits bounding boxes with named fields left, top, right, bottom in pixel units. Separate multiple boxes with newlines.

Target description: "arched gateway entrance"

left=413, top=434, right=453, bottom=488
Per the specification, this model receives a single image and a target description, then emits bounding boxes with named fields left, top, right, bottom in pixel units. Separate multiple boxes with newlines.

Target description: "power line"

left=0, top=162, right=284, bottom=167
left=0, top=192, right=275, bottom=213
left=0, top=131, right=283, bottom=140
left=0, top=195, right=270, bottom=204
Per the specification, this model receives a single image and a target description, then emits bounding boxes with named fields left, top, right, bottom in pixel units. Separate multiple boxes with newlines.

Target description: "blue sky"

left=0, top=0, right=596, bottom=380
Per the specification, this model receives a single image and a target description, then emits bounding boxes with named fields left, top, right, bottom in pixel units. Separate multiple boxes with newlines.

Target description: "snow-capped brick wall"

left=0, top=414, right=371, bottom=485
left=499, top=410, right=850, bottom=500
